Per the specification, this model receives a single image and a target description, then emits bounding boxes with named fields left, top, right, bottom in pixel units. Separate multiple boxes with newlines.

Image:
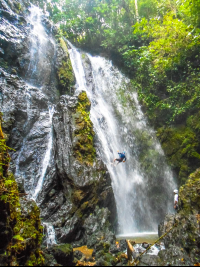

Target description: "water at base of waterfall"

left=133, top=243, right=165, bottom=256
left=68, top=41, right=176, bottom=236
left=117, top=233, right=165, bottom=256
left=116, top=232, right=158, bottom=243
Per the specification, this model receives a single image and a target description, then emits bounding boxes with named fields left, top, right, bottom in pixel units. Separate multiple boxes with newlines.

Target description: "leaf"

left=13, top=235, right=24, bottom=241
left=0, top=195, right=7, bottom=201
left=5, top=180, right=14, bottom=187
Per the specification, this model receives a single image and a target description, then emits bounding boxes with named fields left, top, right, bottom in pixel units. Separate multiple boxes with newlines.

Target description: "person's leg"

left=116, top=159, right=123, bottom=165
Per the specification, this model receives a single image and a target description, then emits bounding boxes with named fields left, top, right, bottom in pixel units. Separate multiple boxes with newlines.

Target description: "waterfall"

left=15, top=86, right=32, bottom=179
left=25, top=4, right=55, bottom=86
left=32, top=106, right=55, bottom=201
left=43, top=222, right=57, bottom=248
left=27, top=5, right=48, bottom=78
left=13, top=5, right=57, bottom=245
left=68, top=42, right=176, bottom=235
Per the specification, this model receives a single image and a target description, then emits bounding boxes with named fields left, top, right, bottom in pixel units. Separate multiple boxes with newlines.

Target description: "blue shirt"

left=118, top=153, right=126, bottom=161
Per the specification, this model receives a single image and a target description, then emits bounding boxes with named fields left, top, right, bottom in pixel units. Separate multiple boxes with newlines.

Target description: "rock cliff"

left=0, top=114, right=44, bottom=266
left=0, top=0, right=117, bottom=260
left=138, top=168, right=200, bottom=266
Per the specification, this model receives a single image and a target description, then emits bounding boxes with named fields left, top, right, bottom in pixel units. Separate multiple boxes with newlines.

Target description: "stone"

left=142, top=242, right=150, bottom=249
left=51, top=244, right=74, bottom=266
left=157, top=168, right=200, bottom=265
left=74, top=250, right=83, bottom=261
left=49, top=189, right=56, bottom=197
left=15, top=176, right=25, bottom=193
left=138, top=255, right=160, bottom=266
left=158, top=246, right=192, bottom=266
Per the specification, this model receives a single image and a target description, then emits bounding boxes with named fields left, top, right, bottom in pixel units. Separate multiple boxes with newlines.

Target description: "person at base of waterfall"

left=174, top=189, right=179, bottom=210
left=114, top=151, right=126, bottom=164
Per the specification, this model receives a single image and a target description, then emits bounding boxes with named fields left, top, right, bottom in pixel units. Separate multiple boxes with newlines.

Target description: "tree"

left=135, top=0, right=139, bottom=21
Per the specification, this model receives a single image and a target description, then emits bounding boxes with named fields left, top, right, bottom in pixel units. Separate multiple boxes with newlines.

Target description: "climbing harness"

left=130, top=222, right=179, bottom=266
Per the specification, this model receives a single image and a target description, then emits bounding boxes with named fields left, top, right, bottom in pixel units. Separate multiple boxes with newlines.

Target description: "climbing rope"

left=130, top=222, right=179, bottom=266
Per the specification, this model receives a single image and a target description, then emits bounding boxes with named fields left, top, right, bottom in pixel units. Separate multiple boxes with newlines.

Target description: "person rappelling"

left=174, top=189, right=179, bottom=211
left=114, top=151, right=126, bottom=165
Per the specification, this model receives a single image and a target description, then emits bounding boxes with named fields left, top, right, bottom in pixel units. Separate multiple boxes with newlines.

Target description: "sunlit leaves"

left=13, top=235, right=24, bottom=242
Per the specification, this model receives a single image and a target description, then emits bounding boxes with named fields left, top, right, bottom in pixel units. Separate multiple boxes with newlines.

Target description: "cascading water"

left=25, top=4, right=55, bottom=86
left=13, top=5, right=57, bottom=245
left=32, top=105, right=55, bottom=201
left=43, top=223, right=57, bottom=248
left=68, top=42, right=176, bottom=236
left=27, top=5, right=47, bottom=78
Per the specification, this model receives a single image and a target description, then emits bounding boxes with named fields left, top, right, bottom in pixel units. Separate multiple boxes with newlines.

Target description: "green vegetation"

left=54, top=244, right=73, bottom=255
left=72, top=189, right=85, bottom=204
left=0, top=114, right=44, bottom=266
left=72, top=91, right=96, bottom=164
left=57, top=38, right=75, bottom=94
left=179, top=168, right=200, bottom=215
left=46, top=0, right=200, bottom=185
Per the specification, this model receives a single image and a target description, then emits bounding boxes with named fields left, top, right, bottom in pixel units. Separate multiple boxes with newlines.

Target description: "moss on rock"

left=157, top=124, right=200, bottom=185
left=52, top=244, right=74, bottom=266
left=57, top=38, right=75, bottom=94
left=158, top=168, right=200, bottom=265
left=0, top=114, right=44, bottom=266
left=179, top=168, right=200, bottom=216
left=72, top=91, right=96, bottom=165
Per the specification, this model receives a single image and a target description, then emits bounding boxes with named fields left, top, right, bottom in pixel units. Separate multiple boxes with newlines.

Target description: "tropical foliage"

left=45, top=0, right=200, bottom=184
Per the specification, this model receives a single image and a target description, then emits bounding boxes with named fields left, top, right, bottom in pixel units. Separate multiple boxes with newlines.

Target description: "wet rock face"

left=136, top=168, right=200, bottom=266
left=0, top=0, right=117, bottom=249
left=138, top=255, right=160, bottom=266
left=40, top=93, right=117, bottom=246
left=0, top=117, right=44, bottom=266
left=0, top=0, right=57, bottom=87
left=0, top=69, right=54, bottom=194
left=56, top=38, right=76, bottom=95
left=143, top=168, right=200, bottom=266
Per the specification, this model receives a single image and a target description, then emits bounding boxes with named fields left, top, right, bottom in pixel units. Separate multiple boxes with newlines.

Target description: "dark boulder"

left=51, top=244, right=74, bottom=266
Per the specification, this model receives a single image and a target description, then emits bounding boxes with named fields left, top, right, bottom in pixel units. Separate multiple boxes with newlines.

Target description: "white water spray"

left=68, top=42, right=176, bottom=235
left=26, top=5, right=55, bottom=86
left=32, top=106, right=54, bottom=201
left=43, top=222, right=57, bottom=248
